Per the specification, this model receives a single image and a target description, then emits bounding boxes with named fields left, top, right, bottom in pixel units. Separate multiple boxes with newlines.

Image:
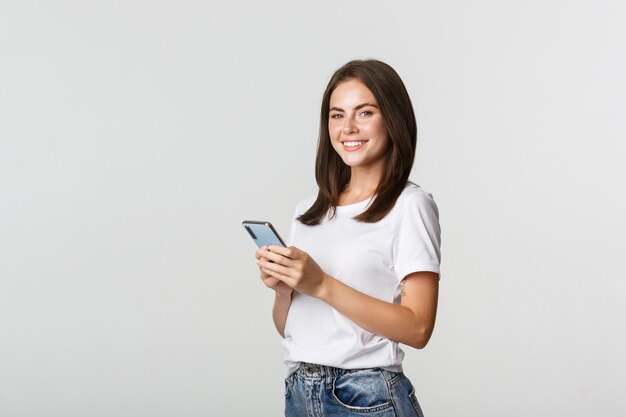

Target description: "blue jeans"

left=285, top=362, right=425, bottom=417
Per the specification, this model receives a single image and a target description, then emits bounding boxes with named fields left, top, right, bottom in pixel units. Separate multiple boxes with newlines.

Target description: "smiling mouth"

left=341, top=140, right=369, bottom=149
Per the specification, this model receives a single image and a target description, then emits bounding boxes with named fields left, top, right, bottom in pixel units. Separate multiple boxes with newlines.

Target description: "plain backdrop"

left=1, top=1, right=625, bottom=416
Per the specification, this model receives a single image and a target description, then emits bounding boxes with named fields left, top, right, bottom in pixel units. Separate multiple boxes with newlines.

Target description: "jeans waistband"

left=295, top=362, right=342, bottom=379
left=294, top=362, right=400, bottom=381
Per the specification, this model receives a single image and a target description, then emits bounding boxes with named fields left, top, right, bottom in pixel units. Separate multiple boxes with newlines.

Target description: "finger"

left=258, top=258, right=292, bottom=277
left=261, top=266, right=293, bottom=286
left=268, top=245, right=298, bottom=259
left=255, top=246, right=269, bottom=260
left=261, top=249, right=294, bottom=266
left=258, top=267, right=270, bottom=278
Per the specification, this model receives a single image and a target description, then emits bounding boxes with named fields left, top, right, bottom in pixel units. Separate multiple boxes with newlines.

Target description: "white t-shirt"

left=282, top=183, right=441, bottom=376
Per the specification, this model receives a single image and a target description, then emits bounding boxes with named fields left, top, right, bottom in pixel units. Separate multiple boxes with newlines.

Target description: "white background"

left=1, top=1, right=625, bottom=416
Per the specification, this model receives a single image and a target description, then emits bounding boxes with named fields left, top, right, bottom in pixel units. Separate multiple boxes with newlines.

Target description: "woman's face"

left=328, top=79, right=390, bottom=171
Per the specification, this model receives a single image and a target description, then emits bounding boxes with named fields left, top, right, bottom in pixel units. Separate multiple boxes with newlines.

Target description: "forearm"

left=317, top=275, right=434, bottom=348
left=272, top=292, right=292, bottom=338
left=258, top=246, right=437, bottom=346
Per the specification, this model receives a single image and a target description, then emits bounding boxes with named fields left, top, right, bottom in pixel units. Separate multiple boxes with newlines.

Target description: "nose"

left=342, top=116, right=358, bottom=134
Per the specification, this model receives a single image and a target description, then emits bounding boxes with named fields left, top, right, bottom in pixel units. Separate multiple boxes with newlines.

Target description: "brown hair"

left=298, top=59, right=418, bottom=225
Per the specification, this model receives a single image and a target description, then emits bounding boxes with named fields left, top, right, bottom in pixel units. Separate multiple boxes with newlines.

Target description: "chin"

left=339, top=156, right=363, bottom=167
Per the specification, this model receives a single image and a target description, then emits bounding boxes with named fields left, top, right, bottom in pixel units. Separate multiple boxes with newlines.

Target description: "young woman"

left=255, top=59, right=441, bottom=417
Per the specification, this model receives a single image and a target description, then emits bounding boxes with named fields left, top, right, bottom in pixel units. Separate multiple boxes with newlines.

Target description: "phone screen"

left=242, top=221, right=286, bottom=248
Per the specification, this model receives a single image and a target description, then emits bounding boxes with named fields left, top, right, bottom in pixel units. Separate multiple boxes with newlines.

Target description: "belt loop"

left=325, top=365, right=335, bottom=389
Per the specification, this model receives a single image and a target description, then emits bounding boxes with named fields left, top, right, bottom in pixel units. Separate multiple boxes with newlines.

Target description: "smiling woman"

left=253, top=59, right=441, bottom=417
left=302, top=60, right=419, bottom=224
left=328, top=79, right=390, bottom=185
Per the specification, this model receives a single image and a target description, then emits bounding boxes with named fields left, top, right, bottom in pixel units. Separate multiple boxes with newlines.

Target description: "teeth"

left=344, top=141, right=366, bottom=147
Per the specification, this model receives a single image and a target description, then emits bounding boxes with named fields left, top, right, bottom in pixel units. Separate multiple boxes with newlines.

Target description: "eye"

left=359, top=110, right=372, bottom=117
left=330, top=113, right=344, bottom=120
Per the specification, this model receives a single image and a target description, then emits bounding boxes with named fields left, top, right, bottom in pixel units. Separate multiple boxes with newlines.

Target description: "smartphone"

left=242, top=220, right=287, bottom=248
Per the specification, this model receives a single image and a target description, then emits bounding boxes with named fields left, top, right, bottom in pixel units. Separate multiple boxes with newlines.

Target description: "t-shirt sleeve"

left=287, top=195, right=316, bottom=247
left=392, top=191, right=442, bottom=281
left=287, top=200, right=304, bottom=247
left=285, top=207, right=299, bottom=247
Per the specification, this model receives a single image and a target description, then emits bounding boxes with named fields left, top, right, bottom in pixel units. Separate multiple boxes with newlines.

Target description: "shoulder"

left=389, top=183, right=440, bottom=230
left=392, top=184, right=441, bottom=246
left=293, top=193, right=318, bottom=217
left=395, top=183, right=438, bottom=213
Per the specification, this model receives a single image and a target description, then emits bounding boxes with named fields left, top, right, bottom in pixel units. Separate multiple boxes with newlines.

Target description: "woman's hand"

left=256, top=245, right=328, bottom=299
left=258, top=246, right=439, bottom=348
left=255, top=246, right=293, bottom=296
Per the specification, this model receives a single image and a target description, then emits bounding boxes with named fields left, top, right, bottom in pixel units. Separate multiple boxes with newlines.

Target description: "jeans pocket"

left=332, top=369, right=393, bottom=412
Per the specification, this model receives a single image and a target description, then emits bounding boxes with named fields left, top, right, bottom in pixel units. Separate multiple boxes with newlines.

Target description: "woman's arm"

left=272, top=292, right=292, bottom=338
left=257, top=246, right=439, bottom=348
left=320, top=271, right=438, bottom=348
left=256, top=246, right=293, bottom=337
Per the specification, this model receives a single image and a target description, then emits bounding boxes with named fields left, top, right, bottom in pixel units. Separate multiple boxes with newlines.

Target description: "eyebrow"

left=329, top=102, right=379, bottom=112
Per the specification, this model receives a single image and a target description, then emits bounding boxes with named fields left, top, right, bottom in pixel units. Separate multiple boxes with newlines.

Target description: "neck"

left=344, top=163, right=384, bottom=197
